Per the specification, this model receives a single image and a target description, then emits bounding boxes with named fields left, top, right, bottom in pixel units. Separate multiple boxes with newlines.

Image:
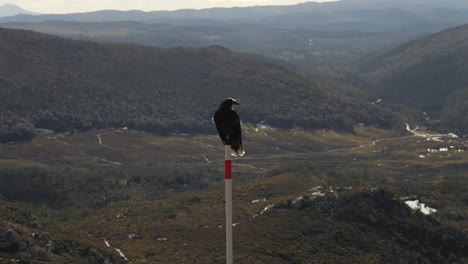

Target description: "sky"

left=1, top=0, right=338, bottom=14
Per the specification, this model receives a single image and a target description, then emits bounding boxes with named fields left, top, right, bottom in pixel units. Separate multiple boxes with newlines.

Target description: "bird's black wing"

left=213, top=109, right=227, bottom=144
left=231, top=110, right=244, bottom=156
left=233, top=111, right=242, bottom=148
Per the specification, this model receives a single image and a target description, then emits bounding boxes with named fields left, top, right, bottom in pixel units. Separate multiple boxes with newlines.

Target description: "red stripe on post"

left=225, top=160, right=232, bottom=179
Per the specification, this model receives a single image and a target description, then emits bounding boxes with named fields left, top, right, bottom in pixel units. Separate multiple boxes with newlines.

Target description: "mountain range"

left=3, top=0, right=468, bottom=70
left=2, top=0, right=468, bottom=23
left=0, top=3, right=37, bottom=17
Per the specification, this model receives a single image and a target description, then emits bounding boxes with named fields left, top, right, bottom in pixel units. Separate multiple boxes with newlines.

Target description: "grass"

left=1, top=125, right=468, bottom=263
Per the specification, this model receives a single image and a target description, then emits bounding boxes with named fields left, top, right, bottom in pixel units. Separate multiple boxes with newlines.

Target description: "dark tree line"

left=0, top=28, right=402, bottom=142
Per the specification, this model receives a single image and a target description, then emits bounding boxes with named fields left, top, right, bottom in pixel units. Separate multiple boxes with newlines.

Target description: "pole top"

left=225, top=145, right=231, bottom=161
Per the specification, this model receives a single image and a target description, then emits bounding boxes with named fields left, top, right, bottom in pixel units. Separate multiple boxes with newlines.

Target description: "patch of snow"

left=115, top=248, right=129, bottom=261
left=256, top=123, right=278, bottom=131
left=405, top=200, right=437, bottom=215
left=291, top=196, right=305, bottom=207
left=310, top=191, right=326, bottom=197
left=251, top=198, right=267, bottom=203
left=103, top=239, right=110, bottom=248
left=157, top=237, right=167, bottom=241
left=418, top=155, right=426, bottom=158
left=310, top=186, right=326, bottom=197
left=310, top=186, right=322, bottom=192
left=422, top=112, right=430, bottom=120
left=260, top=204, right=274, bottom=215
left=405, top=123, right=456, bottom=142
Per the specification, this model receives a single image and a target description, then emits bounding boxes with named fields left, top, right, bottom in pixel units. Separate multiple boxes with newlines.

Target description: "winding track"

left=44, top=123, right=460, bottom=169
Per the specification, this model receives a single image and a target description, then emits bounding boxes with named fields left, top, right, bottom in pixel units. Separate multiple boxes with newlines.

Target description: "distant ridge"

left=0, top=3, right=38, bottom=17
left=2, top=0, right=468, bottom=71
left=1, top=0, right=468, bottom=23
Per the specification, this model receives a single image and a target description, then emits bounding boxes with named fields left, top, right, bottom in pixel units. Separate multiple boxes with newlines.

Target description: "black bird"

left=213, top=98, right=245, bottom=157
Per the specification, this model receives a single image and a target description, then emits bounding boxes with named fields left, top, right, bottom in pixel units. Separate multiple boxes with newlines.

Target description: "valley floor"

left=1, top=125, right=468, bottom=263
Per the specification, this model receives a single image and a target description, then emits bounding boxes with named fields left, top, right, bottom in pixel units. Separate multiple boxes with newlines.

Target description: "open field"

left=1, top=125, right=468, bottom=263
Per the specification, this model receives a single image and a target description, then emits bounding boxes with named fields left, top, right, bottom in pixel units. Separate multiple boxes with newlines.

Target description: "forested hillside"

left=1, top=21, right=409, bottom=66
left=0, top=28, right=400, bottom=142
left=357, top=24, right=468, bottom=132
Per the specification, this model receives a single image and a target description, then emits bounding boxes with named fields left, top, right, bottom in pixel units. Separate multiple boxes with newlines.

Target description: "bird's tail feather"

left=229, top=138, right=244, bottom=157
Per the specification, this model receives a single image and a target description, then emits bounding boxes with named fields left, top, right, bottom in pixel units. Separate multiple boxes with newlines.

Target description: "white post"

left=225, top=145, right=233, bottom=264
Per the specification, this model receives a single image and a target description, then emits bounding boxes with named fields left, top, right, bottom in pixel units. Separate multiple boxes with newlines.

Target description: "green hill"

left=358, top=24, right=468, bottom=132
left=0, top=27, right=400, bottom=142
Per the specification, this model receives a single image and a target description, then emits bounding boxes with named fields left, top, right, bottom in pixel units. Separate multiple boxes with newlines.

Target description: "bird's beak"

left=232, top=100, right=240, bottom=105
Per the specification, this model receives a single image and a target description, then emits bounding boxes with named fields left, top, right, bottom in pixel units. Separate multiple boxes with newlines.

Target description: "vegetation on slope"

left=357, top=24, right=468, bottom=132
left=2, top=21, right=413, bottom=68
left=0, top=27, right=400, bottom=142
left=1, top=127, right=468, bottom=263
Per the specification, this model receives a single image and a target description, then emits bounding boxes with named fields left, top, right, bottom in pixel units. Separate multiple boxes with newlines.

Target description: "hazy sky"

left=2, top=0, right=337, bottom=14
